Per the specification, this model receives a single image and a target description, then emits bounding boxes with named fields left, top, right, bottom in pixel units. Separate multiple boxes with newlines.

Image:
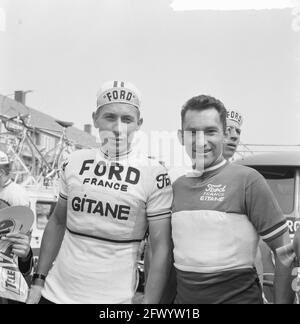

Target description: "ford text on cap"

left=226, top=109, right=243, bottom=126
left=96, top=80, right=141, bottom=110
left=0, top=151, right=9, bottom=165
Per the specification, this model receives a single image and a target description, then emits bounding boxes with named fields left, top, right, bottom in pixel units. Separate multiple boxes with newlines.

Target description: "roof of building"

left=0, top=94, right=97, bottom=148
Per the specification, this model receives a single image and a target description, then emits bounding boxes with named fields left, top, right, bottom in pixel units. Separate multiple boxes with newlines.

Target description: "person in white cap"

left=223, top=109, right=243, bottom=160
left=223, top=109, right=267, bottom=295
left=0, top=151, right=33, bottom=304
left=27, top=81, right=173, bottom=304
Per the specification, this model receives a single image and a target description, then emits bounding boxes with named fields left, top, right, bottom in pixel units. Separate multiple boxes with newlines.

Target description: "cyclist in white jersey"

left=27, top=81, right=173, bottom=304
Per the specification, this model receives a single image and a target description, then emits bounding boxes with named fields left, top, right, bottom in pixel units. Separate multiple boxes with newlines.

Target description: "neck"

left=99, top=147, right=132, bottom=160
left=206, top=155, right=225, bottom=169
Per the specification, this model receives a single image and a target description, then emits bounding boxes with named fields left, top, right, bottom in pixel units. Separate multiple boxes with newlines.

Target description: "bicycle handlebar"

left=6, top=114, right=30, bottom=122
left=0, top=113, right=32, bottom=130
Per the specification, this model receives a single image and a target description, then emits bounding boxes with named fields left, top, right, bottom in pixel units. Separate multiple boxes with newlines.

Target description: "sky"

left=0, top=0, right=300, bottom=148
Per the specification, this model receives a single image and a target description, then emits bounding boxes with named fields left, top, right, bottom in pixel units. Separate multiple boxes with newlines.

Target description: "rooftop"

left=0, top=94, right=97, bottom=149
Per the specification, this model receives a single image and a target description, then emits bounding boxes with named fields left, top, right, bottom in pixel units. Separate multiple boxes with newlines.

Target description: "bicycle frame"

left=0, top=114, right=53, bottom=182
left=0, top=114, right=75, bottom=186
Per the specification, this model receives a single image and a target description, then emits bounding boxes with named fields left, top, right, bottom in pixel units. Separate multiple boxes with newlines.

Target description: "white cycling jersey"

left=42, top=148, right=172, bottom=304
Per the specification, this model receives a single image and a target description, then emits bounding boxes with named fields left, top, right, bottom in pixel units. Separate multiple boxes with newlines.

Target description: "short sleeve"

left=146, top=165, right=173, bottom=222
left=59, top=160, right=69, bottom=201
left=245, top=170, right=288, bottom=243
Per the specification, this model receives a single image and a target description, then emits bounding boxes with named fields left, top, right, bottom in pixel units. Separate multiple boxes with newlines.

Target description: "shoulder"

left=4, top=183, right=30, bottom=206
left=227, top=163, right=263, bottom=182
left=135, top=157, right=172, bottom=191
left=136, top=156, right=169, bottom=176
left=172, top=175, right=187, bottom=188
left=63, top=149, right=96, bottom=170
left=68, top=148, right=95, bottom=162
left=8, top=182, right=29, bottom=193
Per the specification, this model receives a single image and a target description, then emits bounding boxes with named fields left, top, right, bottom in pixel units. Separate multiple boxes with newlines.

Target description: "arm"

left=267, top=231, right=295, bottom=304
left=18, top=247, right=33, bottom=277
left=293, top=227, right=300, bottom=259
left=244, top=170, right=295, bottom=303
left=143, top=217, right=172, bottom=304
left=2, top=232, right=33, bottom=275
left=26, top=197, right=67, bottom=304
left=36, top=197, right=67, bottom=278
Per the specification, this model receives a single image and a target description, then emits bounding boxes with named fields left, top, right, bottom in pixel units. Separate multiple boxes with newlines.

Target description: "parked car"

left=235, top=151, right=300, bottom=302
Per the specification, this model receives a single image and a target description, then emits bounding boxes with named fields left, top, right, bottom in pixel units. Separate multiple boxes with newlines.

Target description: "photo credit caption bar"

left=98, top=307, right=201, bottom=321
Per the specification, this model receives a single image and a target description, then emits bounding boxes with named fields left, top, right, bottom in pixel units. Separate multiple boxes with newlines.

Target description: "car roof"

left=235, top=151, right=300, bottom=167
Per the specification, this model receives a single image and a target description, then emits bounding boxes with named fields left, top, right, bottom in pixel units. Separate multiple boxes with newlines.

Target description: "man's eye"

left=122, top=118, right=133, bottom=123
left=206, top=130, right=217, bottom=135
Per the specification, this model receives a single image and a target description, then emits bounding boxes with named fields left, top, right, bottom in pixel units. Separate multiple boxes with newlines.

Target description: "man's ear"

left=92, top=112, right=98, bottom=129
left=177, top=129, right=184, bottom=146
left=137, top=118, right=143, bottom=130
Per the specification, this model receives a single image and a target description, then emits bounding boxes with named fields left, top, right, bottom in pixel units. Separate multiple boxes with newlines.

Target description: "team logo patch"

left=97, top=89, right=140, bottom=108
left=156, top=173, right=171, bottom=189
left=200, top=184, right=227, bottom=202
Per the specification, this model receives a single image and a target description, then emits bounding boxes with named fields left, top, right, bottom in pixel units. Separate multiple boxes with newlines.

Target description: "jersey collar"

left=186, top=159, right=227, bottom=178
left=95, top=148, right=132, bottom=163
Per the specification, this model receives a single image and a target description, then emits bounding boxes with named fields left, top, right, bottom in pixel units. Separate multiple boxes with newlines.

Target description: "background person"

left=223, top=110, right=264, bottom=288
left=0, top=151, right=33, bottom=304
left=223, top=108, right=243, bottom=160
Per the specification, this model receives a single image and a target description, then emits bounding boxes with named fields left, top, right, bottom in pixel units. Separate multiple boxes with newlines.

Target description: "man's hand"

left=26, top=285, right=43, bottom=304
left=1, top=232, right=31, bottom=259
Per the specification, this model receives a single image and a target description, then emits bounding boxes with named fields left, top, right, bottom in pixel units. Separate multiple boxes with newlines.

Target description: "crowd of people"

left=1, top=80, right=299, bottom=304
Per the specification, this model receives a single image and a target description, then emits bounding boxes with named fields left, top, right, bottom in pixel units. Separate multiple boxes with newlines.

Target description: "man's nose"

left=112, top=119, right=127, bottom=136
left=230, top=131, right=238, bottom=140
left=194, top=131, right=205, bottom=145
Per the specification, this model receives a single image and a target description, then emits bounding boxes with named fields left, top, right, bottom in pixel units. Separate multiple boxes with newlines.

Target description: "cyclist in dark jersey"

left=172, top=95, right=294, bottom=304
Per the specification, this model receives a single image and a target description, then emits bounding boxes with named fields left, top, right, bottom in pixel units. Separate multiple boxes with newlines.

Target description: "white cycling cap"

left=96, top=80, right=142, bottom=110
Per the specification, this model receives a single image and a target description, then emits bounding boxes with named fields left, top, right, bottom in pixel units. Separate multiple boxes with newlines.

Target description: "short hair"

left=181, top=95, right=227, bottom=134
left=0, top=163, right=11, bottom=176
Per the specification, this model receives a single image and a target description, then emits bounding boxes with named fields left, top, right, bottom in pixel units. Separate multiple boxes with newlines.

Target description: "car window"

left=36, top=200, right=56, bottom=230
left=253, top=166, right=295, bottom=214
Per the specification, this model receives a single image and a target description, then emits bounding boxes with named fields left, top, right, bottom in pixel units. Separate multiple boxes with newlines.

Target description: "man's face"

left=93, top=103, right=143, bottom=156
left=179, top=108, right=224, bottom=169
left=223, top=119, right=241, bottom=160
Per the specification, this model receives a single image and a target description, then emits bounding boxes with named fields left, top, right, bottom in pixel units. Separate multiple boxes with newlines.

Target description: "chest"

left=173, top=178, right=245, bottom=213
left=66, top=159, right=147, bottom=204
